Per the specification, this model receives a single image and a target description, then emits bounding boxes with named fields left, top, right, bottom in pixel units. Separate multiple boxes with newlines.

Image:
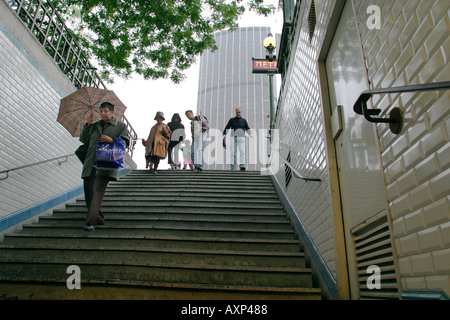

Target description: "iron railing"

left=6, top=0, right=138, bottom=156
left=8, top=0, right=103, bottom=89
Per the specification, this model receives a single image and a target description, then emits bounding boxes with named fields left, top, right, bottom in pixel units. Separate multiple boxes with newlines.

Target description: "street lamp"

left=263, top=33, right=276, bottom=132
left=263, top=33, right=276, bottom=60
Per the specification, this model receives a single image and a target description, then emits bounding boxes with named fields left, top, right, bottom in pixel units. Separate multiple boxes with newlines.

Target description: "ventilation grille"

left=285, top=151, right=292, bottom=188
left=352, top=214, right=399, bottom=300
left=307, top=0, right=317, bottom=42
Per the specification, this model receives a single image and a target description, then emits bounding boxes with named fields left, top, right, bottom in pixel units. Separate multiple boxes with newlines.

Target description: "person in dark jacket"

left=80, top=102, right=129, bottom=231
left=167, top=113, right=185, bottom=169
left=223, top=108, right=253, bottom=170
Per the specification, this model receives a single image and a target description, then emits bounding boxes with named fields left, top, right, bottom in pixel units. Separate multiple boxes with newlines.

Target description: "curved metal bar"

left=354, top=81, right=450, bottom=115
left=270, top=146, right=321, bottom=182
left=353, top=81, right=450, bottom=134
left=0, top=154, right=76, bottom=180
left=284, top=159, right=322, bottom=182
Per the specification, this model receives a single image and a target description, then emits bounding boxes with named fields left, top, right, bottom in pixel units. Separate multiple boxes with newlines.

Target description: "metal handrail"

left=280, top=155, right=322, bottom=182
left=0, top=154, right=75, bottom=180
left=269, top=146, right=321, bottom=182
left=121, top=116, right=138, bottom=157
left=353, top=81, right=450, bottom=134
left=354, top=81, right=450, bottom=115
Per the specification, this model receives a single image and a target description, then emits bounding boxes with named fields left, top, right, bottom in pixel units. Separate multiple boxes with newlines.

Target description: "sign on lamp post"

left=252, top=58, right=278, bottom=74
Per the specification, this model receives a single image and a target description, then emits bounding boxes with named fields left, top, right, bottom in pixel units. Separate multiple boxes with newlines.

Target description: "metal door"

left=325, top=0, right=388, bottom=297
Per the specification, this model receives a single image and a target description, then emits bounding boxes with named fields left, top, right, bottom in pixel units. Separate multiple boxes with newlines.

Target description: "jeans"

left=191, top=132, right=207, bottom=168
left=231, top=136, right=246, bottom=169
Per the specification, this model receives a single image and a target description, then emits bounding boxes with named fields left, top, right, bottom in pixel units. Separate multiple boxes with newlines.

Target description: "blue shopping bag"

left=94, top=137, right=126, bottom=169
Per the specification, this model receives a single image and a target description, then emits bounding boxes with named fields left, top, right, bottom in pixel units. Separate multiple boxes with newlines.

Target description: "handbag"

left=75, top=144, right=88, bottom=164
left=75, top=124, right=94, bottom=164
left=150, top=135, right=168, bottom=159
left=94, top=137, right=126, bottom=169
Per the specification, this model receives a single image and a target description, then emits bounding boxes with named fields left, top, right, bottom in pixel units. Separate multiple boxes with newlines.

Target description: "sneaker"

left=196, top=166, right=203, bottom=172
left=240, top=167, right=246, bottom=171
left=84, top=224, right=95, bottom=231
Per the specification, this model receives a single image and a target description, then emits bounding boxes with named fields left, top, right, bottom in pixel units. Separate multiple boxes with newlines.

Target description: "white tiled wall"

left=354, top=0, right=450, bottom=296
left=276, top=0, right=449, bottom=297
left=274, top=0, right=338, bottom=278
left=0, top=15, right=82, bottom=218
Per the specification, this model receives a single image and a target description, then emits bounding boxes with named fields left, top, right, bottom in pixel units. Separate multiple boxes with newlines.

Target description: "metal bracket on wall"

left=353, top=81, right=450, bottom=134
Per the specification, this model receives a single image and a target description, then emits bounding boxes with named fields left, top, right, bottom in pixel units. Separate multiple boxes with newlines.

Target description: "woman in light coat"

left=144, top=111, right=171, bottom=174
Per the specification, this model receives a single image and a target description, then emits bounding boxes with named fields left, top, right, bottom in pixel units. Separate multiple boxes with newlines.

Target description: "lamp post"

left=263, top=33, right=276, bottom=132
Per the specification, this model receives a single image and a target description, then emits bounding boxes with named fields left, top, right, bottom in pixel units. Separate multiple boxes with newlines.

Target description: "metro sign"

left=252, top=58, right=278, bottom=74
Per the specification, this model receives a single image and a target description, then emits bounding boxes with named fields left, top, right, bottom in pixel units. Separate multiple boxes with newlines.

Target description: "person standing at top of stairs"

left=185, top=110, right=209, bottom=172
left=223, top=108, right=253, bottom=171
left=143, top=111, right=172, bottom=175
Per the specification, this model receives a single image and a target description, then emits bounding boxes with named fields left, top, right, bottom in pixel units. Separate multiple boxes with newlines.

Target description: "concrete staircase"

left=0, top=170, right=321, bottom=299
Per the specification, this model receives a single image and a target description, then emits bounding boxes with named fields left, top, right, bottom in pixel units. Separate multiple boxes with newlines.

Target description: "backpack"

left=196, top=113, right=209, bottom=133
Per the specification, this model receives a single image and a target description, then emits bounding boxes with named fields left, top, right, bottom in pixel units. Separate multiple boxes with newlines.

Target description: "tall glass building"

left=196, top=27, right=276, bottom=171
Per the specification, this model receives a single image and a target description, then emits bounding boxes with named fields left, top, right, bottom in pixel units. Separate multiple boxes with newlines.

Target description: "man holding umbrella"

left=80, top=102, right=129, bottom=231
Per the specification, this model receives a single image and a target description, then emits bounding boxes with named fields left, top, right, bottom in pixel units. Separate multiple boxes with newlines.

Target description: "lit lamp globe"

left=263, top=33, right=276, bottom=51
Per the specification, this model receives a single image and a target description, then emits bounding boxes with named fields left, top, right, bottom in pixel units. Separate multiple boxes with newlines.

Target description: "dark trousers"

left=83, top=168, right=109, bottom=225
left=146, top=155, right=161, bottom=170
left=167, top=145, right=174, bottom=164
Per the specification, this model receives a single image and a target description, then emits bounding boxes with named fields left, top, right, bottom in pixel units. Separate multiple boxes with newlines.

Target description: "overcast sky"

left=110, top=2, right=283, bottom=169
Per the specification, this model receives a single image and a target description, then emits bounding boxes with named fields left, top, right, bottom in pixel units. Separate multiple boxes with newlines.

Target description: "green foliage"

left=51, top=0, right=276, bottom=84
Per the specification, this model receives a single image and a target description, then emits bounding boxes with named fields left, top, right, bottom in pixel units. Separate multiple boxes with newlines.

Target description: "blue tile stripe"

left=0, top=186, right=83, bottom=232
left=0, top=168, right=131, bottom=232
left=402, top=290, right=449, bottom=300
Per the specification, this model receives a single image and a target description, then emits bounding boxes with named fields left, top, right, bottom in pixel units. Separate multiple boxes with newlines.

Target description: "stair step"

left=0, top=261, right=314, bottom=288
left=104, top=188, right=278, bottom=196
left=0, top=282, right=321, bottom=300
left=52, top=206, right=285, bottom=215
left=37, top=216, right=292, bottom=231
left=103, top=190, right=279, bottom=196
left=0, top=245, right=306, bottom=268
left=51, top=209, right=288, bottom=219
left=119, top=175, right=272, bottom=181
left=106, top=185, right=277, bottom=192
left=2, top=234, right=302, bottom=252
left=63, top=201, right=284, bottom=210
left=20, top=224, right=296, bottom=240
left=128, top=170, right=265, bottom=176
left=94, top=193, right=281, bottom=200
left=49, top=212, right=289, bottom=222
left=76, top=196, right=282, bottom=204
